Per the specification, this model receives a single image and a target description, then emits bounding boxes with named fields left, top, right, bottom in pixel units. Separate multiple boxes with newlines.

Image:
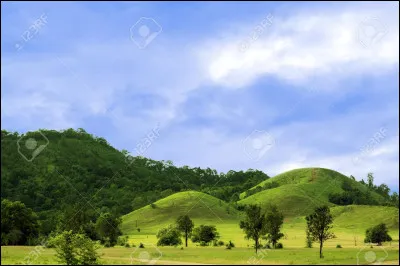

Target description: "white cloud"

left=201, top=3, right=399, bottom=89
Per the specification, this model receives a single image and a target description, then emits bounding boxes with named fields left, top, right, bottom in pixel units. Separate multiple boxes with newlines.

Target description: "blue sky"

left=1, top=1, right=399, bottom=191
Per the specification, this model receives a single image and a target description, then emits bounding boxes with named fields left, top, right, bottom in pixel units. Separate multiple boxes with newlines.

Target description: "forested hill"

left=1, top=128, right=268, bottom=233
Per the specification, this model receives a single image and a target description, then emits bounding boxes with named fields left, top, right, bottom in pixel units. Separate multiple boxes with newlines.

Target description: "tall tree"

left=306, top=206, right=335, bottom=258
left=239, top=204, right=267, bottom=254
left=176, top=215, right=194, bottom=247
left=367, top=173, right=374, bottom=188
left=95, top=212, right=122, bottom=247
left=264, top=204, right=284, bottom=248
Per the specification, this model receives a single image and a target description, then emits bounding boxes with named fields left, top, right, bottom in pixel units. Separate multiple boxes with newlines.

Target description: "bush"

left=117, top=236, right=129, bottom=246
left=213, top=240, right=218, bottom=247
left=336, top=244, right=342, bottom=248
left=125, top=243, right=130, bottom=248
left=180, top=247, right=184, bottom=250
left=276, top=243, right=283, bottom=249
left=52, top=231, right=100, bottom=265
left=156, top=225, right=182, bottom=246
left=150, top=203, right=156, bottom=209
left=137, top=228, right=141, bottom=232
left=225, top=240, right=235, bottom=249
left=191, top=225, right=220, bottom=245
left=264, top=243, right=271, bottom=249
left=199, top=241, right=207, bottom=246
left=218, top=240, right=225, bottom=246
left=139, top=243, right=144, bottom=248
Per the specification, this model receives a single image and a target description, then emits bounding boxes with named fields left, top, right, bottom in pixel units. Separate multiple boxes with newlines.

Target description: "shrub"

left=180, top=247, right=184, bottom=250
left=156, top=225, right=182, bottom=246
left=139, top=243, right=144, bottom=248
left=191, top=225, right=220, bottom=245
left=52, top=230, right=100, bottom=265
left=137, top=228, right=141, bottom=232
left=276, top=243, right=283, bottom=249
left=150, top=203, right=156, bottom=209
left=336, top=244, right=342, bottom=248
left=264, top=243, right=271, bottom=249
left=117, top=236, right=129, bottom=246
left=125, top=243, right=130, bottom=248
left=225, top=240, right=235, bottom=249
left=213, top=240, right=218, bottom=247
left=218, top=240, right=225, bottom=246
left=199, top=241, right=207, bottom=246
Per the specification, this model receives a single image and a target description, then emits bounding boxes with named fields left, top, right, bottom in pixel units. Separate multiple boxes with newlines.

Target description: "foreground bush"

left=52, top=230, right=100, bottom=265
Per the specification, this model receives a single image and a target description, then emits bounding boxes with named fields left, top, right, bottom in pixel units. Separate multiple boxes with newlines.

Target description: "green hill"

left=121, top=191, right=242, bottom=235
left=238, top=168, right=389, bottom=217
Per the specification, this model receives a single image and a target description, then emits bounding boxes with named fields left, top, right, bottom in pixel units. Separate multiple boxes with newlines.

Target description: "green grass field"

left=2, top=170, right=398, bottom=265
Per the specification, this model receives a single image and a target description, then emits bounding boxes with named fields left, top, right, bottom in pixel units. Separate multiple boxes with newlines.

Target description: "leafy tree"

left=95, top=212, right=122, bottom=247
left=51, top=230, right=100, bottom=265
left=1, top=199, right=39, bottom=245
left=156, top=225, right=182, bottom=246
left=264, top=204, right=284, bottom=248
left=191, top=225, right=220, bottom=245
left=176, top=215, right=194, bottom=247
left=239, top=204, right=267, bottom=254
left=364, top=223, right=392, bottom=245
left=367, top=173, right=374, bottom=188
left=306, top=206, right=335, bottom=258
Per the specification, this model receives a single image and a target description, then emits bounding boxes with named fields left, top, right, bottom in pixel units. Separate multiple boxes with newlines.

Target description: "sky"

left=1, top=1, right=399, bottom=191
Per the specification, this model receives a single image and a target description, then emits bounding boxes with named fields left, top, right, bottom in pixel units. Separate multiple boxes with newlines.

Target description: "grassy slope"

left=238, top=168, right=386, bottom=216
left=121, top=191, right=242, bottom=235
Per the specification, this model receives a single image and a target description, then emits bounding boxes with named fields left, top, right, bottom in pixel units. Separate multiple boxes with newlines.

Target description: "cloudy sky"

left=1, top=1, right=399, bottom=191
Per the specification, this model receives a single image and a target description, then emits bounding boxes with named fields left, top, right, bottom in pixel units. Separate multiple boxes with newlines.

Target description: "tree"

left=156, top=225, right=182, bottom=246
left=51, top=230, right=100, bottom=265
left=1, top=199, right=39, bottom=245
left=176, top=215, right=194, bottom=247
left=264, top=204, right=284, bottom=248
left=367, top=173, right=374, bottom=188
left=364, top=223, right=392, bottom=246
left=239, top=204, right=267, bottom=254
left=95, top=212, right=122, bottom=247
left=306, top=206, right=335, bottom=258
left=191, top=225, right=220, bottom=245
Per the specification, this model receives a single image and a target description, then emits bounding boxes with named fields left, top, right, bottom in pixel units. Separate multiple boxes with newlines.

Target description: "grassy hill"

left=238, top=168, right=388, bottom=217
left=121, top=191, right=242, bottom=235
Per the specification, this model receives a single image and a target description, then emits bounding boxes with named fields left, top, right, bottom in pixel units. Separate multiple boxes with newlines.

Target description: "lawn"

left=2, top=244, right=399, bottom=265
